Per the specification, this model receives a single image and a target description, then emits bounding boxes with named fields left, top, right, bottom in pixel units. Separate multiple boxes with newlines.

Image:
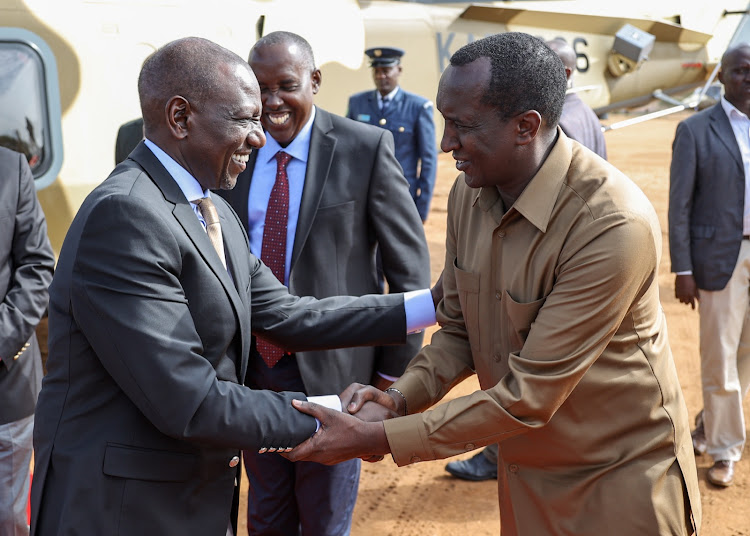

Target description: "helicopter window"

left=0, top=28, right=62, bottom=189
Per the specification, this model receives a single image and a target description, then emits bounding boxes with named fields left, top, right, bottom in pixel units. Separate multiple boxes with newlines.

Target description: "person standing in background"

left=445, top=36, right=608, bottom=483
left=0, top=146, right=55, bottom=536
left=114, top=117, right=144, bottom=165
left=668, top=42, right=750, bottom=488
left=347, top=47, right=437, bottom=222
left=217, top=31, right=430, bottom=536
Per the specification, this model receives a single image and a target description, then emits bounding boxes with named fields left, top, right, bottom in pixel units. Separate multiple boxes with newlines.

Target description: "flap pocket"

left=453, top=259, right=481, bottom=351
left=102, top=443, right=197, bottom=482
left=503, top=290, right=545, bottom=349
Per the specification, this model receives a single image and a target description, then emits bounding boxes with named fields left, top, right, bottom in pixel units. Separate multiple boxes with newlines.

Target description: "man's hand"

left=282, top=400, right=390, bottom=465
left=675, top=274, right=699, bottom=310
left=340, top=383, right=402, bottom=417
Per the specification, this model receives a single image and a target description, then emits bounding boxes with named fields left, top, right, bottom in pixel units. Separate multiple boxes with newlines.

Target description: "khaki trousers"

left=698, top=239, right=750, bottom=462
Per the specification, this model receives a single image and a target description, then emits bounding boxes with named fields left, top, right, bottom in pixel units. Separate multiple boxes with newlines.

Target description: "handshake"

left=281, top=383, right=407, bottom=466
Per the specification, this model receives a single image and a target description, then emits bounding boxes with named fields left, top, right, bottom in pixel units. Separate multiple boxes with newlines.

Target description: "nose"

left=247, top=123, right=266, bottom=150
left=440, top=123, right=458, bottom=153
left=263, top=91, right=283, bottom=108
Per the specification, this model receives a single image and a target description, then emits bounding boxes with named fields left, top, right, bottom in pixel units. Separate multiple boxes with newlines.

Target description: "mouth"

left=266, top=112, right=291, bottom=126
left=455, top=158, right=468, bottom=171
left=231, top=151, right=249, bottom=172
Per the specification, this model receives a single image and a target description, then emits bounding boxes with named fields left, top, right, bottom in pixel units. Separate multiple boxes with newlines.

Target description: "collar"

left=378, top=87, right=400, bottom=105
left=473, top=128, right=572, bottom=234
left=721, top=96, right=750, bottom=122
left=143, top=138, right=209, bottom=202
left=259, top=106, right=316, bottom=165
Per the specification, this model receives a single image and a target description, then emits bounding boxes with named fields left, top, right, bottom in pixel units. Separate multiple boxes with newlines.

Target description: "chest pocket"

left=502, top=290, right=545, bottom=356
left=453, top=261, right=481, bottom=353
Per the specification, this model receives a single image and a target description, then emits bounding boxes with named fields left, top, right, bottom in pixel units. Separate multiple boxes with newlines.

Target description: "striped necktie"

left=194, top=197, right=226, bottom=269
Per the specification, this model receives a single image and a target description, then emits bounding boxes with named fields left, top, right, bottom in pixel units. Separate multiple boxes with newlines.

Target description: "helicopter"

left=1, top=0, right=748, bottom=254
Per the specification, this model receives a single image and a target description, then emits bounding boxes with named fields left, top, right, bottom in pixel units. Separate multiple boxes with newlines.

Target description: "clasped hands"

left=281, top=383, right=404, bottom=465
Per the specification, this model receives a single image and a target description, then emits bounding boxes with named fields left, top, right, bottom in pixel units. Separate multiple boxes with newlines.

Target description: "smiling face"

left=372, top=64, right=402, bottom=97
left=249, top=41, right=320, bottom=147
left=181, top=62, right=266, bottom=191
left=719, top=45, right=750, bottom=116
left=437, top=58, right=518, bottom=191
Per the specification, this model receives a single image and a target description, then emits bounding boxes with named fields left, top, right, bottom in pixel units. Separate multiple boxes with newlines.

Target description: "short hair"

left=138, top=37, right=245, bottom=131
left=450, top=32, right=566, bottom=127
left=721, top=42, right=750, bottom=69
left=250, top=31, right=316, bottom=72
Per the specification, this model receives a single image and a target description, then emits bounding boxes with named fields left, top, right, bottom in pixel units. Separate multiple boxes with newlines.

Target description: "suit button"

left=465, top=443, right=475, bottom=451
left=410, top=455, right=421, bottom=463
left=508, top=464, right=519, bottom=473
left=495, top=293, right=501, bottom=300
left=229, top=456, right=240, bottom=467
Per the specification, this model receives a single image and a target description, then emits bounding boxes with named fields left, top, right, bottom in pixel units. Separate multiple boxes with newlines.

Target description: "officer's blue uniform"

left=347, top=48, right=437, bottom=221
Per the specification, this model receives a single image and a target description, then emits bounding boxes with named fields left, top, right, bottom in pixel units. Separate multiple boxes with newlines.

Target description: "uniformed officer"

left=347, top=47, right=437, bottom=222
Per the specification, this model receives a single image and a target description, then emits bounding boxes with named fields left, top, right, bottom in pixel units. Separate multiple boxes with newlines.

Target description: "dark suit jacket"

left=31, top=142, right=409, bottom=535
left=0, top=146, right=54, bottom=424
left=217, top=107, right=430, bottom=395
left=669, top=102, right=745, bottom=290
left=347, top=90, right=437, bottom=220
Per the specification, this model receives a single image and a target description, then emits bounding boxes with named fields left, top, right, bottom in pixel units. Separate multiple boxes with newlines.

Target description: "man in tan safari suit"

left=285, top=32, right=701, bottom=536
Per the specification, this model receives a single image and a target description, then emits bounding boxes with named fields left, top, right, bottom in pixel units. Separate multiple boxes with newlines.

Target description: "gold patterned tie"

left=194, top=197, right=227, bottom=269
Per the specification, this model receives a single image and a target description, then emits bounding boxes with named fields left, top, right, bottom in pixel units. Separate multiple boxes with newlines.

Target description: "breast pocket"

left=453, top=260, right=481, bottom=353
left=502, top=291, right=545, bottom=355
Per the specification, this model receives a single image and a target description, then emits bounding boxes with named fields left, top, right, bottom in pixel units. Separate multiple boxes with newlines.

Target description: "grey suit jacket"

left=0, top=146, right=54, bottom=425
left=669, top=102, right=745, bottom=290
left=31, top=142, right=408, bottom=535
left=217, top=107, right=430, bottom=395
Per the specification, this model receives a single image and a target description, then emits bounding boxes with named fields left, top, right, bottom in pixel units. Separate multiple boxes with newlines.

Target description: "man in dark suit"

left=669, top=42, right=750, bottom=488
left=216, top=31, right=430, bottom=536
left=346, top=47, right=437, bottom=222
left=0, top=146, right=54, bottom=536
left=30, top=37, right=436, bottom=536
left=114, top=117, right=144, bottom=165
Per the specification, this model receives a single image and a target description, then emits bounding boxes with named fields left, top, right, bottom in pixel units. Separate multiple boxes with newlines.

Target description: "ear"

left=311, top=69, right=322, bottom=95
left=516, top=110, right=542, bottom=146
left=718, top=68, right=725, bottom=86
left=166, top=96, right=190, bottom=140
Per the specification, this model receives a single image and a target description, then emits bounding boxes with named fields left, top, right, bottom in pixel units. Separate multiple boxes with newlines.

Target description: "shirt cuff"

left=377, top=372, right=399, bottom=382
left=675, top=271, right=692, bottom=275
left=404, top=289, right=436, bottom=334
left=307, top=395, right=342, bottom=432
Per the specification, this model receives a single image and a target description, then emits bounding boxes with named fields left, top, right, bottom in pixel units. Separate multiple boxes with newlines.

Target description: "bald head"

left=138, top=37, right=250, bottom=137
left=546, top=39, right=576, bottom=80
left=719, top=42, right=750, bottom=115
left=249, top=31, right=316, bottom=71
left=721, top=43, right=750, bottom=70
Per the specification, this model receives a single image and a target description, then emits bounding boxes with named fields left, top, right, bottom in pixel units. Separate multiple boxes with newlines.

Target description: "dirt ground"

left=241, top=111, right=750, bottom=535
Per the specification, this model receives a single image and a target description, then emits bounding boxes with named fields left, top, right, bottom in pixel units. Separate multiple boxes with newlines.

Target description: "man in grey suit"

left=669, top=42, right=750, bottom=488
left=0, top=146, right=54, bottom=536
left=216, top=31, right=430, bottom=536
left=30, top=37, right=435, bottom=536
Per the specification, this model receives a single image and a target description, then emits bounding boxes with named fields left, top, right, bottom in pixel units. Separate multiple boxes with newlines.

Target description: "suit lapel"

left=290, top=110, right=336, bottom=272
left=709, top=104, right=743, bottom=172
left=130, top=144, right=248, bottom=360
left=368, top=91, right=380, bottom=119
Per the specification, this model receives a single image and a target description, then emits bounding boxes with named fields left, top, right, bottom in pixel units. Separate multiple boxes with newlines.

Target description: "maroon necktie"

left=257, top=151, right=292, bottom=368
